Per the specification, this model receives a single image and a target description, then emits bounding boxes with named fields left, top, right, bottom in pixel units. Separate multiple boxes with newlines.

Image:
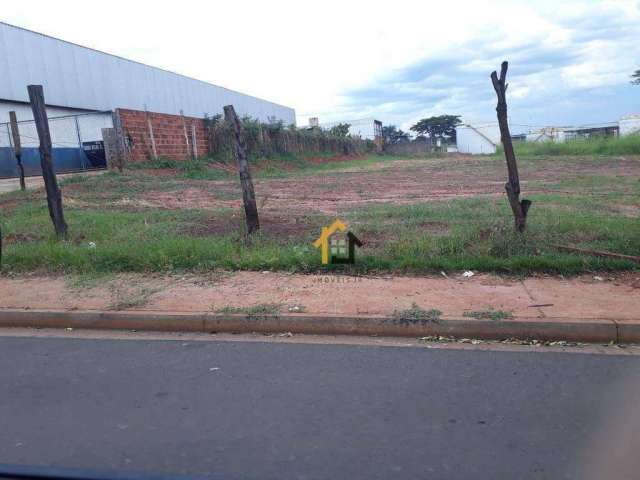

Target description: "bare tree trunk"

left=27, top=85, right=68, bottom=239
left=491, top=61, right=531, bottom=232
left=223, top=105, right=260, bottom=237
left=9, top=111, right=26, bottom=191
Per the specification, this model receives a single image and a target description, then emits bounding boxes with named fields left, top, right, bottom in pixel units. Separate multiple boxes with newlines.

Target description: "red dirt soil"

left=132, top=155, right=640, bottom=217
left=0, top=272, right=638, bottom=321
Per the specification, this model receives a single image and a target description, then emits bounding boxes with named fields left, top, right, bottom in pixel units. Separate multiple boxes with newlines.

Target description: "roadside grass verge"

left=0, top=189, right=637, bottom=275
left=341, top=193, right=639, bottom=274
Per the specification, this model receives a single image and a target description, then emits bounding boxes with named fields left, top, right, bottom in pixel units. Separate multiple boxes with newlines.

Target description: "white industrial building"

left=619, top=114, right=640, bottom=137
left=456, top=114, right=640, bottom=155
left=526, top=123, right=620, bottom=143
left=0, top=21, right=295, bottom=177
left=456, top=123, right=501, bottom=154
left=0, top=21, right=295, bottom=124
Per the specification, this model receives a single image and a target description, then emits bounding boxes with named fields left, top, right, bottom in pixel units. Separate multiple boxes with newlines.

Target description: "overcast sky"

left=2, top=0, right=639, bottom=132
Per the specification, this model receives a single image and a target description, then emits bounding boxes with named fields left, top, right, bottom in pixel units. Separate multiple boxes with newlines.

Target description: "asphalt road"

left=1, top=335, right=640, bottom=480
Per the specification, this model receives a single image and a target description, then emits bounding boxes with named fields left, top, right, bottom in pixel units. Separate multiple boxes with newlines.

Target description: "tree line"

left=382, top=115, right=461, bottom=145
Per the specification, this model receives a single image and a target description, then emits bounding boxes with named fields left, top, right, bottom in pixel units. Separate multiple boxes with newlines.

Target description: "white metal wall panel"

left=0, top=101, right=113, bottom=145
left=0, top=22, right=295, bottom=124
left=456, top=124, right=499, bottom=154
left=619, top=114, right=640, bottom=136
left=0, top=124, right=11, bottom=148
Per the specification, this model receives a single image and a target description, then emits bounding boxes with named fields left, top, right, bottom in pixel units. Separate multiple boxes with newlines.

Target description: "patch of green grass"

left=216, top=303, right=282, bottom=315
left=65, top=271, right=114, bottom=291
left=343, top=192, right=639, bottom=275
left=0, top=215, right=320, bottom=275
left=528, top=174, right=640, bottom=197
left=250, top=153, right=398, bottom=178
left=1, top=190, right=638, bottom=276
left=500, top=134, right=640, bottom=156
left=463, top=309, right=513, bottom=321
left=391, top=303, right=442, bottom=325
left=59, top=170, right=183, bottom=201
left=107, top=284, right=163, bottom=310
left=128, top=157, right=233, bottom=180
left=59, top=174, right=93, bottom=186
left=127, top=153, right=397, bottom=180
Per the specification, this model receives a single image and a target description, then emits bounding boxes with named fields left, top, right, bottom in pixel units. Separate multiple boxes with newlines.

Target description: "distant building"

left=455, top=113, right=639, bottom=156
left=526, top=123, right=619, bottom=143
left=312, top=118, right=382, bottom=140
left=456, top=123, right=500, bottom=154
left=526, top=127, right=562, bottom=143
left=619, top=114, right=640, bottom=137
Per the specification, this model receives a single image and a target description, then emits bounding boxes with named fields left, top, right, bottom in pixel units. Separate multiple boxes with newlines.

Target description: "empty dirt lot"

left=1, top=153, right=638, bottom=275
left=58, top=154, right=640, bottom=217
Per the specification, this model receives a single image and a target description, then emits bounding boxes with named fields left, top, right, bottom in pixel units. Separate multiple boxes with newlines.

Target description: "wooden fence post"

left=9, top=111, right=26, bottom=191
left=27, top=85, right=68, bottom=239
left=191, top=123, right=198, bottom=159
left=111, top=110, right=127, bottom=172
left=145, top=109, right=158, bottom=160
left=491, top=61, right=531, bottom=232
left=223, top=105, right=260, bottom=237
left=101, top=127, right=118, bottom=169
left=180, top=110, right=192, bottom=160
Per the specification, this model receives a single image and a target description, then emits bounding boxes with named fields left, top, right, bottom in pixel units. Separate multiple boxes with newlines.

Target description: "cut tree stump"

left=491, top=61, right=531, bottom=232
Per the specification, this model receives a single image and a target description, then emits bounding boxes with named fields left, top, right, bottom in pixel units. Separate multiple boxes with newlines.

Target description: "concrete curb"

left=0, top=309, right=636, bottom=343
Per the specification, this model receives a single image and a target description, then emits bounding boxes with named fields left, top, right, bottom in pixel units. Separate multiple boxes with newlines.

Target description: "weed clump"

left=391, top=303, right=442, bottom=325
left=463, top=309, right=513, bottom=321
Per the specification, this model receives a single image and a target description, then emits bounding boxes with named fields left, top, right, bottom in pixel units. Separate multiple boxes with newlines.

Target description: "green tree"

left=328, top=123, right=351, bottom=137
left=410, top=115, right=461, bottom=142
left=382, top=125, right=410, bottom=145
left=632, top=69, right=640, bottom=85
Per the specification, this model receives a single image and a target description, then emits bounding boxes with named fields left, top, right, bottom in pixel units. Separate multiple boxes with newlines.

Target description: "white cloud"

left=1, top=0, right=638, bottom=129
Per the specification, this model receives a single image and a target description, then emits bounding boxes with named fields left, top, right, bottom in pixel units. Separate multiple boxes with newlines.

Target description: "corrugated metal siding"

left=0, top=22, right=296, bottom=124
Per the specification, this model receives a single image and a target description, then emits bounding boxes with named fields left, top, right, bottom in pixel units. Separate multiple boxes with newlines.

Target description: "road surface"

left=1, top=332, right=639, bottom=480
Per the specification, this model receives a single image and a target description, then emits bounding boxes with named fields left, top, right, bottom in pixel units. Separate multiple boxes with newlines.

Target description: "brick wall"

left=117, top=108, right=209, bottom=162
